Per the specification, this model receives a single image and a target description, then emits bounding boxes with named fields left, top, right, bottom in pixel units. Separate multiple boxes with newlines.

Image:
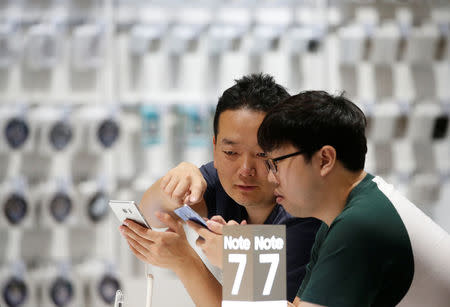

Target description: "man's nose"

left=238, top=156, right=257, bottom=177
left=267, top=170, right=279, bottom=185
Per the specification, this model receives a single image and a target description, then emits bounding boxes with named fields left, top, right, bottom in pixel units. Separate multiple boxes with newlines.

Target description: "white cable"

left=145, top=265, right=154, bottom=307
left=114, top=289, right=124, bottom=307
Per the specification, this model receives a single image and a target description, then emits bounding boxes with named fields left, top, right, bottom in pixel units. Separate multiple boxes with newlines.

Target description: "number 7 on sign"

left=259, top=253, right=279, bottom=295
left=229, top=254, right=247, bottom=295
left=228, top=253, right=280, bottom=296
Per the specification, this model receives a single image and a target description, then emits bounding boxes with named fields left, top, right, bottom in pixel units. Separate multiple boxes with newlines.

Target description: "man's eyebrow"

left=221, top=138, right=237, bottom=145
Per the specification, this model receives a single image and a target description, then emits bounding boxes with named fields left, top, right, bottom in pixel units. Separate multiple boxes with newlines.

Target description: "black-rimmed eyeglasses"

left=264, top=151, right=304, bottom=174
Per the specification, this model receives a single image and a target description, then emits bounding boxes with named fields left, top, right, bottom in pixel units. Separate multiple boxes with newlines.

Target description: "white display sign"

left=222, top=225, right=286, bottom=307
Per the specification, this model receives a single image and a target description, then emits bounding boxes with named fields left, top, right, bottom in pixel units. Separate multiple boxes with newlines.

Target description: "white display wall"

left=0, top=0, right=449, bottom=306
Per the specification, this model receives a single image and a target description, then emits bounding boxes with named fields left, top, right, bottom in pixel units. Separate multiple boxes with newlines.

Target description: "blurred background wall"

left=0, top=0, right=449, bottom=306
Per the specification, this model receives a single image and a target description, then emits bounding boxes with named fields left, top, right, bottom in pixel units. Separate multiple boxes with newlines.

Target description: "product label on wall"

left=181, top=105, right=209, bottom=147
left=141, top=105, right=161, bottom=146
left=222, top=225, right=286, bottom=307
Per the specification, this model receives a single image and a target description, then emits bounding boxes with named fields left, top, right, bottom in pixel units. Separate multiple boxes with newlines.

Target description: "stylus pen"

left=114, top=289, right=124, bottom=307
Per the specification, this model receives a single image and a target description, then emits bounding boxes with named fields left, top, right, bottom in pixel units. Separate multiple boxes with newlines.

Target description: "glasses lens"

left=264, top=160, right=270, bottom=173
left=265, top=159, right=276, bottom=174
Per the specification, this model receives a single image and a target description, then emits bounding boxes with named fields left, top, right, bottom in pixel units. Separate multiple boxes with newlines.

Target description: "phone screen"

left=109, top=200, right=151, bottom=229
left=174, top=205, right=208, bottom=228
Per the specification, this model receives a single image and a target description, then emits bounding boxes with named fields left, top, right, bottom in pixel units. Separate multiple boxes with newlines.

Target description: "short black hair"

left=258, top=91, right=367, bottom=172
left=213, top=73, right=290, bottom=137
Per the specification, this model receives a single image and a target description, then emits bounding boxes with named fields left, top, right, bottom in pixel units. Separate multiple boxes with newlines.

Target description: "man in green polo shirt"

left=257, top=90, right=450, bottom=307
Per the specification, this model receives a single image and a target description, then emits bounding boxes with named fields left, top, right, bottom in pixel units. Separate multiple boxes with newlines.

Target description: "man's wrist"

left=172, top=247, right=204, bottom=276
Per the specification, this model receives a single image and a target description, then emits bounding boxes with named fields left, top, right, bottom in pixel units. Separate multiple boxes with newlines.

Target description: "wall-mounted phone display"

left=2, top=276, right=28, bottom=306
left=98, top=274, right=120, bottom=304
left=49, top=121, right=73, bottom=151
left=49, top=193, right=72, bottom=224
left=3, top=193, right=28, bottom=226
left=49, top=277, right=74, bottom=306
left=87, top=192, right=109, bottom=223
left=97, top=119, right=120, bottom=149
left=5, top=118, right=29, bottom=150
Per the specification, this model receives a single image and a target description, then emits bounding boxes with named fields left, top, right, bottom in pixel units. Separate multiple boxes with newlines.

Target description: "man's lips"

left=274, top=191, right=284, bottom=201
left=236, top=185, right=258, bottom=191
left=275, top=196, right=284, bottom=203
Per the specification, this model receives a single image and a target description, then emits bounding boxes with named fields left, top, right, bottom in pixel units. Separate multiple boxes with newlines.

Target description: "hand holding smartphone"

left=110, top=200, right=207, bottom=229
left=174, top=204, right=208, bottom=228
left=109, top=200, right=151, bottom=229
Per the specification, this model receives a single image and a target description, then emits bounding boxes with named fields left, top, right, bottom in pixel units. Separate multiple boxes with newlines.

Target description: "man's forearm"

left=138, top=161, right=208, bottom=228
left=139, top=178, right=179, bottom=227
left=294, top=297, right=325, bottom=307
left=174, top=251, right=222, bottom=307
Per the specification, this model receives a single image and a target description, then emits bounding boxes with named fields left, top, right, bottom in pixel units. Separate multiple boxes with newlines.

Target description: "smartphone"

left=109, top=200, right=151, bottom=229
left=174, top=204, right=208, bottom=228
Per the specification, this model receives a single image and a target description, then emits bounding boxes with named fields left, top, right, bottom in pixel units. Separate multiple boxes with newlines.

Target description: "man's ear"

left=213, top=136, right=217, bottom=169
left=316, top=145, right=336, bottom=177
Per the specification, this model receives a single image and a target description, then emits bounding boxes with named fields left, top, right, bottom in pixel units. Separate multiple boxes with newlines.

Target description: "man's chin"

left=277, top=199, right=303, bottom=217
left=233, top=196, right=274, bottom=208
left=227, top=188, right=276, bottom=208
left=275, top=195, right=284, bottom=204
